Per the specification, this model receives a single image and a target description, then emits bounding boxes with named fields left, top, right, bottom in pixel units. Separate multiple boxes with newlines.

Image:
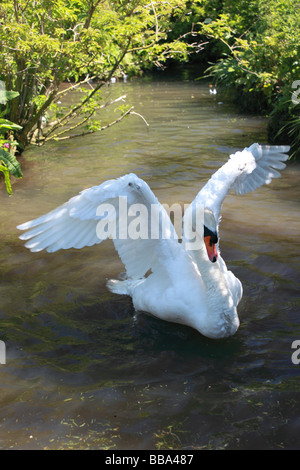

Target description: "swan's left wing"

left=17, top=173, right=180, bottom=280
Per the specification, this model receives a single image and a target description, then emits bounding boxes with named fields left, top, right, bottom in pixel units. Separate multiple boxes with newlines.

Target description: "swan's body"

left=17, top=143, right=289, bottom=338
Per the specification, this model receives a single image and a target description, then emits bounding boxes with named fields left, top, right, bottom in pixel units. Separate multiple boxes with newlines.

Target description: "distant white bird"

left=17, top=144, right=289, bottom=338
left=209, top=84, right=217, bottom=95
left=40, top=115, right=48, bottom=126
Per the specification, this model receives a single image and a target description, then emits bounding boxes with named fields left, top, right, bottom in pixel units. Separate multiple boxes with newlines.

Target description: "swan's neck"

left=191, top=245, right=226, bottom=291
left=189, top=242, right=239, bottom=338
left=196, top=159, right=241, bottom=220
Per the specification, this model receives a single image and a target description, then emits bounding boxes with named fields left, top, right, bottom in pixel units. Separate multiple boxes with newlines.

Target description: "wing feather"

left=232, top=144, right=289, bottom=195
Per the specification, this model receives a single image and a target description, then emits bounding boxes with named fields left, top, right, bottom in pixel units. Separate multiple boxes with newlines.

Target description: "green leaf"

left=0, top=148, right=23, bottom=178
left=5, top=90, right=20, bottom=101
left=0, top=164, right=12, bottom=195
left=0, top=118, right=23, bottom=131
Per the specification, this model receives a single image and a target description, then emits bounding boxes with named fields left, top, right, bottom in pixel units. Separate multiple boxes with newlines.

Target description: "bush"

left=197, top=0, right=300, bottom=157
left=0, top=85, right=22, bottom=194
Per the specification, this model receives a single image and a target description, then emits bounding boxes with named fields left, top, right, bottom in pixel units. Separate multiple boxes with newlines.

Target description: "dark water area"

left=0, top=78, right=300, bottom=450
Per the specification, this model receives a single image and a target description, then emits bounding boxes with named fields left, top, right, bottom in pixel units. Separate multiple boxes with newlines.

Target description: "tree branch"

left=42, top=94, right=127, bottom=140
left=83, top=0, right=105, bottom=29
left=19, top=86, right=58, bottom=146
left=13, top=0, right=19, bottom=23
left=44, top=106, right=135, bottom=142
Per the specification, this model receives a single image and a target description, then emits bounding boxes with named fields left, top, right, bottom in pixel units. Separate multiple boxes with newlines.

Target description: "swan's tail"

left=107, top=278, right=140, bottom=296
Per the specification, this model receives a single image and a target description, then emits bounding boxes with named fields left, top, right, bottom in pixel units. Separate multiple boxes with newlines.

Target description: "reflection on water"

left=1, top=78, right=300, bottom=449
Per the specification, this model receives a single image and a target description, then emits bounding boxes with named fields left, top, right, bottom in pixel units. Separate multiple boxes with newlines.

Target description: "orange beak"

left=204, top=236, right=218, bottom=263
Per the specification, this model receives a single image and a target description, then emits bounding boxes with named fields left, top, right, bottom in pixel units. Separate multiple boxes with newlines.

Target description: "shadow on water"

left=0, top=78, right=300, bottom=449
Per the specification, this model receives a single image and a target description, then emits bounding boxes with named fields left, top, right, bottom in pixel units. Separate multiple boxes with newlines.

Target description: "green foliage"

left=0, top=145, right=22, bottom=178
left=274, top=102, right=300, bottom=160
left=194, top=0, right=299, bottom=157
left=0, top=0, right=193, bottom=149
left=0, top=163, right=12, bottom=195
left=1, top=0, right=297, bottom=161
left=0, top=91, right=23, bottom=194
left=200, top=1, right=300, bottom=99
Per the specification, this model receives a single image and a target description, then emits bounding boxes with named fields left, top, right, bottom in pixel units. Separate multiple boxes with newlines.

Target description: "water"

left=1, top=78, right=300, bottom=450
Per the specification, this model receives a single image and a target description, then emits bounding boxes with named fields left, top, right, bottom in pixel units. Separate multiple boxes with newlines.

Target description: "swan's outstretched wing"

left=231, top=143, right=290, bottom=196
left=189, top=143, right=290, bottom=223
left=17, top=173, right=180, bottom=279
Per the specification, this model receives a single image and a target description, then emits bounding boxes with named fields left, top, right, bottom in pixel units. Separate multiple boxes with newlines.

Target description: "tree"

left=196, top=0, right=300, bottom=157
left=0, top=0, right=197, bottom=149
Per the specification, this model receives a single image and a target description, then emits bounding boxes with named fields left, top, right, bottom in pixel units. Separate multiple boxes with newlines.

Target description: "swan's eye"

left=204, top=225, right=218, bottom=244
left=128, top=182, right=133, bottom=187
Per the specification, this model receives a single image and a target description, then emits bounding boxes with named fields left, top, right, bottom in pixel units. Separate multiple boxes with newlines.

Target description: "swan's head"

left=204, top=208, right=218, bottom=263
left=121, top=173, right=142, bottom=192
left=183, top=205, right=218, bottom=260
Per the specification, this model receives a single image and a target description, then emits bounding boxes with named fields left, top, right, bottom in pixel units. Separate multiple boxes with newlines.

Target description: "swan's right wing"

left=189, top=143, right=290, bottom=224
left=182, top=143, right=289, bottom=259
left=17, top=173, right=180, bottom=280
left=231, top=143, right=290, bottom=195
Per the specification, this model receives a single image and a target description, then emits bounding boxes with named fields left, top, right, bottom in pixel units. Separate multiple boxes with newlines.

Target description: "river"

left=0, top=77, right=300, bottom=449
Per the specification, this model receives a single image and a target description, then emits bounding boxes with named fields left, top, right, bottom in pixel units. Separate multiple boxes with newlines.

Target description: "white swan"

left=17, top=143, right=289, bottom=338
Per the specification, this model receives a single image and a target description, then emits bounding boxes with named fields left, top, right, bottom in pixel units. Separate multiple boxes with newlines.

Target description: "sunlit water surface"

left=1, top=78, right=300, bottom=449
